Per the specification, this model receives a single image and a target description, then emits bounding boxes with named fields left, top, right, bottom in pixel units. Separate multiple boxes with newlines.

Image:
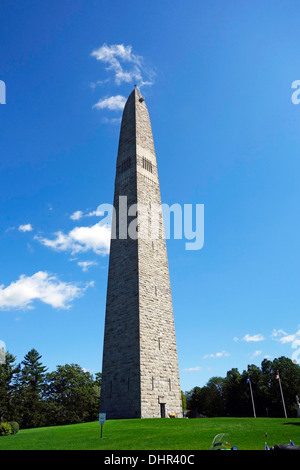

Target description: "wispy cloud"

left=101, top=117, right=122, bottom=125
left=35, top=222, right=110, bottom=256
left=90, top=43, right=155, bottom=88
left=18, top=223, right=33, bottom=232
left=270, top=327, right=300, bottom=364
left=275, top=328, right=300, bottom=347
left=0, top=271, right=93, bottom=310
left=242, top=334, right=265, bottom=342
left=70, top=206, right=105, bottom=221
left=203, top=350, right=230, bottom=359
left=183, top=366, right=202, bottom=371
left=77, top=261, right=98, bottom=272
left=250, top=350, right=262, bottom=358
left=70, top=211, right=84, bottom=221
left=270, top=328, right=288, bottom=339
left=89, top=79, right=110, bottom=90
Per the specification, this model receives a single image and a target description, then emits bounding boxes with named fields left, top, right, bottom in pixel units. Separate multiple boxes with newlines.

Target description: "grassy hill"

left=0, top=417, right=299, bottom=451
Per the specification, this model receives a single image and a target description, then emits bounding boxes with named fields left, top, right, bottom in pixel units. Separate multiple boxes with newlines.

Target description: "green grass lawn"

left=0, top=418, right=299, bottom=450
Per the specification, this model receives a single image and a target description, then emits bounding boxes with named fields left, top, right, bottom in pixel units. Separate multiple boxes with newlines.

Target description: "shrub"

left=8, top=422, right=19, bottom=434
left=0, top=422, right=12, bottom=436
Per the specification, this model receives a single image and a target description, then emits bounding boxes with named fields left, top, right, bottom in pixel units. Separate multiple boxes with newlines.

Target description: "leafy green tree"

left=44, top=364, right=99, bottom=425
left=205, top=377, right=226, bottom=416
left=223, top=368, right=242, bottom=416
left=240, top=365, right=263, bottom=417
left=94, top=371, right=102, bottom=407
left=186, top=386, right=202, bottom=416
left=186, top=378, right=225, bottom=417
left=193, top=377, right=226, bottom=417
left=271, top=357, right=300, bottom=417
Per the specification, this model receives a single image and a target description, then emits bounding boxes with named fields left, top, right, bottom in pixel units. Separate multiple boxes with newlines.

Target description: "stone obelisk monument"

left=100, top=88, right=182, bottom=419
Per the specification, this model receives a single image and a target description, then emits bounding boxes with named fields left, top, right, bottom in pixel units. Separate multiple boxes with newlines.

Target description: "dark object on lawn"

left=266, top=440, right=300, bottom=450
left=271, top=443, right=300, bottom=451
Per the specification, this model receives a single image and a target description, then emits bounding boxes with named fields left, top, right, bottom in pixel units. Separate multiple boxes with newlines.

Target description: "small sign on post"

left=99, top=413, right=106, bottom=438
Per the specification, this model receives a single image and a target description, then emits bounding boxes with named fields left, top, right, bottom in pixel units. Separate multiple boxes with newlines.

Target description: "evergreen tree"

left=21, top=349, right=48, bottom=393
left=20, top=349, right=48, bottom=428
left=0, top=351, right=19, bottom=421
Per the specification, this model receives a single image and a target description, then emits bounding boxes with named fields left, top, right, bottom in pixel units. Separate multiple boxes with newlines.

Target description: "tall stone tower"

left=100, top=88, right=182, bottom=419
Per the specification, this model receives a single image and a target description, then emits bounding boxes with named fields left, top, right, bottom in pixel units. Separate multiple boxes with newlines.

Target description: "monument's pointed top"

left=118, top=87, right=153, bottom=159
left=126, top=86, right=144, bottom=105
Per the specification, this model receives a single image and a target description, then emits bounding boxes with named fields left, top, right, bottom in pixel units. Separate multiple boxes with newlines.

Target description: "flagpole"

left=277, top=370, right=287, bottom=418
left=247, top=377, right=256, bottom=418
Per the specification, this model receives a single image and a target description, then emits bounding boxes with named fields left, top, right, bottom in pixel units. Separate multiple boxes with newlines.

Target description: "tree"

left=186, top=386, right=202, bottom=416
left=181, top=391, right=187, bottom=413
left=20, top=349, right=48, bottom=428
left=271, top=357, right=300, bottom=417
left=0, top=351, right=20, bottom=421
left=205, top=377, right=226, bottom=416
left=223, top=368, right=242, bottom=416
left=43, top=364, right=100, bottom=425
left=186, top=357, right=300, bottom=418
left=21, top=349, right=48, bottom=393
left=186, top=378, right=225, bottom=417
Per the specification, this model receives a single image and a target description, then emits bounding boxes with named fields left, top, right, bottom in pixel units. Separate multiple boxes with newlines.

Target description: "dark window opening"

left=142, top=157, right=153, bottom=173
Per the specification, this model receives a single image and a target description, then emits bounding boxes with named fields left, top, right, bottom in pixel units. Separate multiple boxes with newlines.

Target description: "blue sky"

left=1, top=0, right=300, bottom=391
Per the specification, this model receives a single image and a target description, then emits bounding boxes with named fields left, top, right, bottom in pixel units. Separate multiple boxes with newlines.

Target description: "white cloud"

left=92, top=95, right=127, bottom=111
left=70, top=207, right=104, bottom=221
left=35, top=222, right=111, bottom=256
left=86, top=208, right=104, bottom=217
left=270, top=327, right=300, bottom=347
left=242, top=334, right=265, bottom=342
left=77, top=261, right=98, bottom=272
left=89, top=79, right=110, bottom=89
left=91, top=43, right=139, bottom=64
left=90, top=43, right=154, bottom=88
left=70, top=211, right=84, bottom=221
left=270, top=328, right=288, bottom=339
left=101, top=117, right=122, bottom=125
left=203, top=351, right=230, bottom=359
left=251, top=350, right=262, bottom=358
left=182, top=366, right=202, bottom=371
left=18, top=224, right=33, bottom=232
left=0, top=271, right=93, bottom=310
left=90, top=43, right=155, bottom=92
left=278, top=329, right=300, bottom=346
left=280, top=333, right=297, bottom=344
left=270, top=327, right=300, bottom=364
